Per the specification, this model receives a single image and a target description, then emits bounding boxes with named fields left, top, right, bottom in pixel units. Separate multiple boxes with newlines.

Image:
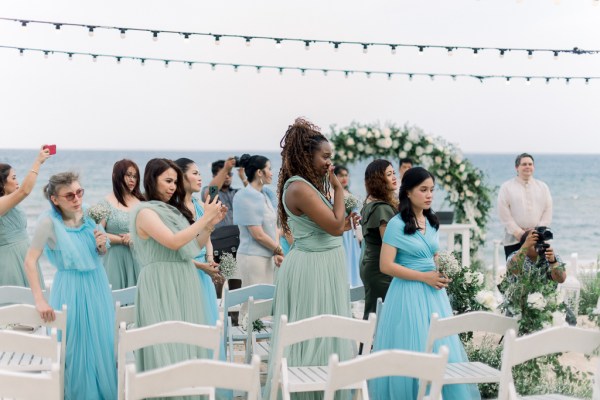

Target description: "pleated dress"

left=100, top=199, right=141, bottom=289
left=265, top=176, right=353, bottom=400
left=130, top=201, right=216, bottom=400
left=0, top=206, right=45, bottom=288
left=33, top=208, right=116, bottom=400
left=342, top=228, right=361, bottom=287
left=369, top=215, right=480, bottom=400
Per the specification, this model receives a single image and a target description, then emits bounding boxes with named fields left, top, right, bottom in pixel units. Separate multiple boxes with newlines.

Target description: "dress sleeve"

left=382, top=215, right=404, bottom=248
left=31, top=217, right=57, bottom=250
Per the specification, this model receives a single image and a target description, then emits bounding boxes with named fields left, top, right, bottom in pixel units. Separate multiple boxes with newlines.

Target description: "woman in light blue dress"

left=174, top=157, right=224, bottom=325
left=99, top=159, right=145, bottom=289
left=370, top=167, right=480, bottom=400
left=0, top=147, right=51, bottom=287
left=334, top=165, right=362, bottom=287
left=24, top=172, right=117, bottom=400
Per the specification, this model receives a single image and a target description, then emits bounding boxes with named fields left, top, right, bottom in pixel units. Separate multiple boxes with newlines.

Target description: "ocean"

left=2, top=149, right=599, bottom=281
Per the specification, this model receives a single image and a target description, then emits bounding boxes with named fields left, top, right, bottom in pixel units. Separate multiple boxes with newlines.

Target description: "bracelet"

left=273, top=245, right=283, bottom=256
left=30, top=169, right=39, bottom=175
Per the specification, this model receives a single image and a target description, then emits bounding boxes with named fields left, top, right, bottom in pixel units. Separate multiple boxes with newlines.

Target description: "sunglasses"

left=58, top=188, right=85, bottom=201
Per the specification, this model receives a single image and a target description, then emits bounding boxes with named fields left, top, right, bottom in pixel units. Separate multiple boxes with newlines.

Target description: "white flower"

left=445, top=175, right=452, bottom=183
left=399, top=151, right=407, bottom=159
left=425, top=144, right=433, bottom=154
left=347, top=151, right=354, bottom=160
left=475, top=290, right=497, bottom=311
left=376, top=137, right=393, bottom=149
left=443, top=184, right=451, bottom=192
left=403, top=142, right=413, bottom=151
left=459, top=164, right=466, bottom=172
left=527, top=292, right=547, bottom=311
left=357, top=127, right=368, bottom=137
left=495, top=268, right=506, bottom=285
left=346, top=137, right=355, bottom=146
left=435, top=156, right=442, bottom=164
left=466, top=190, right=474, bottom=198
left=464, top=272, right=474, bottom=284
left=425, top=135, right=433, bottom=143
left=421, top=156, right=433, bottom=169
left=373, top=128, right=381, bottom=138
left=542, top=321, right=552, bottom=330
left=392, top=140, right=400, bottom=149
left=415, top=146, right=424, bottom=156
left=454, top=155, right=463, bottom=164
left=337, top=149, right=346, bottom=158
left=382, top=128, right=391, bottom=138
left=552, top=311, right=567, bottom=327
left=475, top=272, right=484, bottom=286
left=365, top=145, right=374, bottom=155
left=474, top=179, right=480, bottom=187
left=437, top=251, right=461, bottom=276
left=357, top=143, right=365, bottom=152
left=366, top=130, right=373, bottom=138
left=408, top=128, right=419, bottom=141
left=450, top=191, right=459, bottom=202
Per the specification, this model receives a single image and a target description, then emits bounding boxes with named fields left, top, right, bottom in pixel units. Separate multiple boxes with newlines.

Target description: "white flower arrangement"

left=218, top=252, right=237, bottom=280
left=475, top=290, right=498, bottom=311
left=437, top=251, right=461, bottom=277
left=343, top=193, right=361, bottom=215
left=87, top=203, right=111, bottom=224
left=527, top=292, right=547, bottom=311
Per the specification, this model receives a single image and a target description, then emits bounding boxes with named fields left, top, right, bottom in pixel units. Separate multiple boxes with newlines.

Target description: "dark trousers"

left=504, top=243, right=521, bottom=260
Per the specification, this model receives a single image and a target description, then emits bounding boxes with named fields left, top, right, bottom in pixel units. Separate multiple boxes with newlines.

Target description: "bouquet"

left=343, top=193, right=361, bottom=215
left=436, top=251, right=461, bottom=277
left=87, top=203, right=111, bottom=225
left=219, top=252, right=238, bottom=280
left=241, top=314, right=267, bottom=333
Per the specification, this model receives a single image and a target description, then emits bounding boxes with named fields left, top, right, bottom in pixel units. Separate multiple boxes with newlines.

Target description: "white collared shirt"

left=497, top=176, right=553, bottom=245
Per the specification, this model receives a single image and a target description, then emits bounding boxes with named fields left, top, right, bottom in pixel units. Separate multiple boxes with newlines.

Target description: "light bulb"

left=305, top=41, right=310, bottom=51
left=408, top=74, right=413, bottom=81
left=527, top=50, right=533, bottom=60
left=499, top=49, right=506, bottom=58
left=44, top=51, right=49, bottom=59
left=211, top=64, right=216, bottom=71
left=116, top=57, right=121, bottom=64
left=387, top=73, right=392, bottom=81
left=333, top=43, right=340, bottom=52
left=141, top=59, right=145, bottom=67
left=164, top=61, right=169, bottom=68
left=585, top=78, right=590, bottom=85
left=366, top=72, right=371, bottom=79
left=418, top=46, right=424, bottom=55
left=214, top=36, right=221, bottom=45
left=152, top=31, right=159, bottom=42
left=188, top=62, right=193, bottom=69
left=447, top=48, right=453, bottom=56
left=256, top=67, right=261, bottom=74
left=88, top=27, right=94, bottom=37
left=19, top=48, right=24, bottom=56
left=554, top=51, right=559, bottom=60
left=362, top=44, right=368, bottom=54
left=183, top=34, right=190, bottom=43
left=525, top=78, right=531, bottom=86
left=245, top=38, right=251, bottom=47
left=505, top=77, right=511, bottom=85
left=390, top=46, right=396, bottom=55
left=279, top=68, right=284, bottom=76
left=275, top=39, right=282, bottom=49
left=92, top=55, right=97, bottom=63
left=120, top=29, right=126, bottom=39
left=473, top=48, right=479, bottom=58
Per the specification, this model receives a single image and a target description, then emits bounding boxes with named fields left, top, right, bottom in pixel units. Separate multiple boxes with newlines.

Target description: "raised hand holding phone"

left=43, top=144, right=57, bottom=155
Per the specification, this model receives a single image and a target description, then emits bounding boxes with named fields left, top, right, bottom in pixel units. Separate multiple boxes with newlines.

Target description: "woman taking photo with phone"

left=0, top=146, right=51, bottom=287
left=131, top=158, right=227, bottom=382
left=98, top=159, right=145, bottom=289
left=24, top=172, right=117, bottom=399
left=369, top=167, right=479, bottom=399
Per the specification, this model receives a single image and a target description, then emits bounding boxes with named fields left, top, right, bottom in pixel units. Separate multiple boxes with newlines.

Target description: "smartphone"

left=43, top=144, right=57, bottom=155
left=208, top=185, right=219, bottom=201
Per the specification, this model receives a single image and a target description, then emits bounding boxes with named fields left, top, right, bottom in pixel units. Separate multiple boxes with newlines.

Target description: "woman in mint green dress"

left=24, top=172, right=117, bottom=400
left=0, top=147, right=51, bottom=288
left=266, top=118, right=359, bottom=400
left=370, top=167, right=480, bottom=399
left=131, top=158, right=227, bottom=399
left=99, top=159, right=145, bottom=289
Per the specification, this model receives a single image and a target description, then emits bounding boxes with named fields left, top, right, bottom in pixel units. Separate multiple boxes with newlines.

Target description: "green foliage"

left=580, top=270, right=600, bottom=317
left=328, top=122, right=494, bottom=254
left=464, top=335, right=502, bottom=398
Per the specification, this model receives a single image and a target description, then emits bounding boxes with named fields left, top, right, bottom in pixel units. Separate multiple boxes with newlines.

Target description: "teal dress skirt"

left=32, top=208, right=116, bottom=400
left=0, top=206, right=45, bottom=288
left=131, top=201, right=227, bottom=400
left=265, top=176, right=353, bottom=400
left=100, top=199, right=141, bottom=289
left=369, top=215, right=480, bottom=400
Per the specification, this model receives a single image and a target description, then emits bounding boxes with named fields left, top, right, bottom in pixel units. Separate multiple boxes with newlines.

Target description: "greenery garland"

left=328, top=122, right=493, bottom=254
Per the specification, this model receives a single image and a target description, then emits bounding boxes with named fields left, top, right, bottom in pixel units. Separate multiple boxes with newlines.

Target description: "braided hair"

left=277, top=117, right=331, bottom=235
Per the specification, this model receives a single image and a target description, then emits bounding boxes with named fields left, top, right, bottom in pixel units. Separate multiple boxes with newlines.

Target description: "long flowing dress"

left=130, top=201, right=216, bottom=400
left=0, top=206, right=45, bottom=288
left=369, top=215, right=480, bottom=400
left=265, top=176, right=353, bottom=400
left=342, top=229, right=361, bottom=287
left=100, top=199, right=141, bottom=289
left=31, top=208, right=116, bottom=400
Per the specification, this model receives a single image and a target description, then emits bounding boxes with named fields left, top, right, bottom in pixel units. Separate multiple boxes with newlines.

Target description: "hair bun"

left=238, top=154, right=251, bottom=168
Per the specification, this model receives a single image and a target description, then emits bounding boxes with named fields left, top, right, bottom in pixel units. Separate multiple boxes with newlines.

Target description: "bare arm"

left=0, top=147, right=51, bottom=216
left=247, top=225, right=280, bottom=253
left=24, top=247, right=55, bottom=322
left=379, top=243, right=448, bottom=289
left=207, top=158, right=236, bottom=190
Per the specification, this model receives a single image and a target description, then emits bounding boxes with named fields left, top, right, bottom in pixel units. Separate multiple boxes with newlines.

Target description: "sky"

left=1, top=0, right=599, bottom=154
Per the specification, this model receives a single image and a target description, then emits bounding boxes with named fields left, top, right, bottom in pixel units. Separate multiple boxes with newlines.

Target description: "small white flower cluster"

left=464, top=271, right=485, bottom=286
left=527, top=292, right=547, bottom=311
left=475, top=290, right=498, bottom=311
left=87, top=203, right=111, bottom=224
left=343, top=193, right=361, bottom=214
left=219, top=252, right=237, bottom=280
left=437, top=251, right=461, bottom=276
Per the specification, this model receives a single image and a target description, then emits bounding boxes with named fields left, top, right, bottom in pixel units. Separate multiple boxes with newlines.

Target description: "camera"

left=534, top=226, right=553, bottom=257
left=231, top=156, right=240, bottom=167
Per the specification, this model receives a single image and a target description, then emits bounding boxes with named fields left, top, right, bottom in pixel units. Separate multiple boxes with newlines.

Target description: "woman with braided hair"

left=266, top=118, right=358, bottom=400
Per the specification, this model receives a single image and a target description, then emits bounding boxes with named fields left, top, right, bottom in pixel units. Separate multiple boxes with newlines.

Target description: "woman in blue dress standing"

left=370, top=167, right=480, bottom=400
left=24, top=172, right=117, bottom=400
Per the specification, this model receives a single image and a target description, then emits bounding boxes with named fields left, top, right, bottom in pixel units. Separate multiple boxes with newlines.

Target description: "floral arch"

left=328, top=122, right=493, bottom=255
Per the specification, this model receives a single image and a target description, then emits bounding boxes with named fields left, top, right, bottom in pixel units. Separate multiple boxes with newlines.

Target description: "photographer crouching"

left=506, top=227, right=565, bottom=284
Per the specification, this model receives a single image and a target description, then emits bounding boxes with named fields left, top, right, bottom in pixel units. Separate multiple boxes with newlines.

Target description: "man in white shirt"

left=497, top=153, right=553, bottom=259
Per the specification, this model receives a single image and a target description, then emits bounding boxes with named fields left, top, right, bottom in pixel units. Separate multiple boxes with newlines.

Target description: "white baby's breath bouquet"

left=218, top=252, right=238, bottom=280
left=343, top=193, right=361, bottom=215
left=87, top=203, right=111, bottom=225
left=436, top=251, right=461, bottom=277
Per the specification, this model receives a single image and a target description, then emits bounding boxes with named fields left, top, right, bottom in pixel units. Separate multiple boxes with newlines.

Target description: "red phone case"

left=44, top=144, right=57, bottom=155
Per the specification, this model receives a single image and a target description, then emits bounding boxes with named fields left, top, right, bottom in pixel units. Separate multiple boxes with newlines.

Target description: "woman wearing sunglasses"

left=24, top=172, right=117, bottom=400
left=0, top=146, right=52, bottom=288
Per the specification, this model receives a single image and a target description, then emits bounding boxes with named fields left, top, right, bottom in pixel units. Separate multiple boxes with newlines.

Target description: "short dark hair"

left=211, top=160, right=225, bottom=176
left=515, top=153, right=534, bottom=167
left=399, top=158, right=414, bottom=166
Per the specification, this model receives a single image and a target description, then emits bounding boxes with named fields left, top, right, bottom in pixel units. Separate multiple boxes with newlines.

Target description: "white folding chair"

left=117, top=320, right=223, bottom=400
left=114, top=301, right=136, bottom=358
left=269, top=313, right=377, bottom=400
left=112, top=286, right=137, bottom=306
left=0, top=304, right=67, bottom=398
left=349, top=285, right=365, bottom=302
left=417, top=311, right=519, bottom=399
left=324, top=346, right=449, bottom=400
left=0, top=329, right=61, bottom=400
left=499, top=327, right=600, bottom=400
left=245, top=296, right=274, bottom=363
left=0, top=285, right=48, bottom=305
left=223, top=284, right=275, bottom=362
left=126, top=355, right=262, bottom=400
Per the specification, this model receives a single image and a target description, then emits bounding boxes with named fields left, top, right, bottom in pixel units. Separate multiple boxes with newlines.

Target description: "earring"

left=260, top=178, right=264, bottom=185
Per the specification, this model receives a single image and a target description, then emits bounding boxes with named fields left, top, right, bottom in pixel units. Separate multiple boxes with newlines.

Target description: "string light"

left=472, top=48, right=479, bottom=58
left=88, top=26, right=95, bottom=37
left=545, top=77, right=551, bottom=85
left=1, top=17, right=598, bottom=59
left=525, top=77, right=531, bottom=85
left=245, top=37, right=251, bottom=47
left=152, top=31, right=159, bottom=42
left=527, top=50, right=533, bottom=60
left=183, top=33, right=190, bottom=43
left=214, top=35, right=221, bottom=45
left=275, top=39, right=282, bottom=49
left=505, top=77, right=511, bottom=85
left=304, top=41, right=311, bottom=51
left=447, top=47, right=454, bottom=56
left=499, top=49, right=506, bottom=58
left=554, top=51, right=559, bottom=60
left=333, top=42, right=340, bottom=52
left=119, top=29, right=126, bottom=39
left=390, top=45, right=397, bottom=55
left=3, top=44, right=596, bottom=84
left=188, top=62, right=193, bottom=69
left=362, top=43, right=368, bottom=54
